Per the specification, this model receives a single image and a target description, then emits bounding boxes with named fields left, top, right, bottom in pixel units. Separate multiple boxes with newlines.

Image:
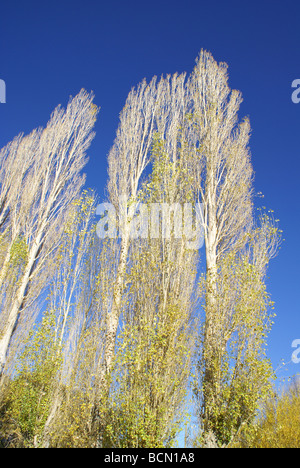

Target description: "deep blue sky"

left=0, top=0, right=299, bottom=383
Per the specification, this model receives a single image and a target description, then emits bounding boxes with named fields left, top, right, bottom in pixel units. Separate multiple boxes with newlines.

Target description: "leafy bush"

left=253, top=378, right=300, bottom=448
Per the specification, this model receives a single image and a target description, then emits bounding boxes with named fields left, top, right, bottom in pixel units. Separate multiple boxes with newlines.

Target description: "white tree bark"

left=0, top=89, right=97, bottom=374
left=187, top=50, right=254, bottom=432
left=101, top=77, right=163, bottom=381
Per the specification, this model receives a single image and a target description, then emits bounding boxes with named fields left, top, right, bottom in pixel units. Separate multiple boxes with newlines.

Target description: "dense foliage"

left=0, top=51, right=283, bottom=448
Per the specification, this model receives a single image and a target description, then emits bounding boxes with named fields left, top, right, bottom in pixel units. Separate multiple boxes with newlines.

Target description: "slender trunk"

left=103, top=223, right=130, bottom=379
left=0, top=239, right=15, bottom=287
left=203, top=253, right=218, bottom=433
left=0, top=285, right=27, bottom=376
left=92, top=210, right=132, bottom=446
left=41, top=390, right=62, bottom=448
left=202, top=164, right=219, bottom=434
left=0, top=239, right=41, bottom=375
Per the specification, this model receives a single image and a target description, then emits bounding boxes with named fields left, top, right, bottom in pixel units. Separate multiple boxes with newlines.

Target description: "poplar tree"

left=102, top=73, right=199, bottom=447
left=0, top=90, right=97, bottom=375
left=187, top=51, right=280, bottom=444
left=99, top=78, right=163, bottom=387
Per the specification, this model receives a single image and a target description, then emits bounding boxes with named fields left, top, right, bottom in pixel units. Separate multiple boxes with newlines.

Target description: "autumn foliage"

left=0, top=51, right=283, bottom=448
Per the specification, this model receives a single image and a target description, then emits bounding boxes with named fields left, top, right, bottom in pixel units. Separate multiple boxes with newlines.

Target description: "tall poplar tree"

left=187, top=51, right=280, bottom=444
left=0, top=90, right=97, bottom=375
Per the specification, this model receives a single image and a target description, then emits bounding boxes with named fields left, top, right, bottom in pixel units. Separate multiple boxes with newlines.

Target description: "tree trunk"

left=0, top=239, right=41, bottom=375
left=202, top=167, right=219, bottom=435
left=92, top=207, right=132, bottom=446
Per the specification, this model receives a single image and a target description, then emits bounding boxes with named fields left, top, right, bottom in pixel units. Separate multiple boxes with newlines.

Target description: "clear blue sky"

left=0, top=0, right=299, bottom=384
